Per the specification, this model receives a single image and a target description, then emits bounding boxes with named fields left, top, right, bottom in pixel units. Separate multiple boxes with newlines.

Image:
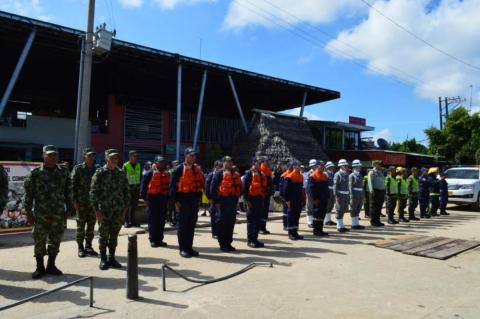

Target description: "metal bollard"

left=126, top=234, right=139, bottom=300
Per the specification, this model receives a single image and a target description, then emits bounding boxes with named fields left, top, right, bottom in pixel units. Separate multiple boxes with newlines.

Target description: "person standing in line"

left=259, top=156, right=274, bottom=235
left=282, top=160, right=305, bottom=240
left=396, top=167, right=409, bottom=223
left=123, top=150, right=141, bottom=227
left=439, top=171, right=450, bottom=215
left=205, top=160, right=222, bottom=239
left=71, top=148, right=99, bottom=258
left=169, top=148, right=205, bottom=258
left=24, top=145, right=71, bottom=279
left=385, top=166, right=399, bottom=224
left=279, top=161, right=293, bottom=231
left=363, top=170, right=371, bottom=219
left=90, top=149, right=130, bottom=270
left=407, top=167, right=420, bottom=221
left=418, top=167, right=431, bottom=219
left=306, top=160, right=330, bottom=236
left=140, top=155, right=170, bottom=248
left=428, top=167, right=440, bottom=217
left=324, top=161, right=337, bottom=226
left=167, top=160, right=179, bottom=226
left=243, top=157, right=267, bottom=248
left=333, top=159, right=351, bottom=233
left=349, top=159, right=366, bottom=230
left=367, top=160, right=385, bottom=227
left=304, top=159, right=317, bottom=229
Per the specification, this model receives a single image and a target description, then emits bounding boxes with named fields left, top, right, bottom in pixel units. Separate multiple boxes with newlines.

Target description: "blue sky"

left=2, top=0, right=479, bottom=145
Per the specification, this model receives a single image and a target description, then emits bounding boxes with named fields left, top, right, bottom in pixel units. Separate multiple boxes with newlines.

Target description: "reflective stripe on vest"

left=124, top=162, right=141, bottom=185
left=147, top=170, right=170, bottom=196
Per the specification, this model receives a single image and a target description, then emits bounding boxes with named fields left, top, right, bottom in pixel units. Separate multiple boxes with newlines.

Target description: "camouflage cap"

left=372, top=160, right=383, bottom=166
left=105, top=149, right=120, bottom=158
left=43, top=145, right=58, bottom=154
left=222, top=156, right=233, bottom=162
left=83, top=147, right=96, bottom=156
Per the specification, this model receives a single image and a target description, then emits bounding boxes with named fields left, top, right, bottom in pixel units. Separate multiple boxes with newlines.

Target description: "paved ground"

left=1, top=206, right=479, bottom=319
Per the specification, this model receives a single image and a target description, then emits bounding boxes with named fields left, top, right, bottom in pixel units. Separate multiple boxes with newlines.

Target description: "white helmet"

left=338, top=159, right=349, bottom=167
left=352, top=159, right=362, bottom=167
left=325, top=161, right=335, bottom=168
left=308, top=159, right=317, bottom=167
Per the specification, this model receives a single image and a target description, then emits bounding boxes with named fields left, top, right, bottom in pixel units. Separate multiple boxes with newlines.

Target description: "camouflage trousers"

left=98, top=209, right=124, bottom=253
left=33, top=212, right=65, bottom=257
left=76, top=205, right=96, bottom=246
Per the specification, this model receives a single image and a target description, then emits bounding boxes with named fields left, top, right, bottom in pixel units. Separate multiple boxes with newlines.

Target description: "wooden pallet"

left=372, top=235, right=480, bottom=260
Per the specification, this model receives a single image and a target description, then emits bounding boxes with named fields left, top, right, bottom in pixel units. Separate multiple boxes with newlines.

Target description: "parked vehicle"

left=445, top=167, right=480, bottom=210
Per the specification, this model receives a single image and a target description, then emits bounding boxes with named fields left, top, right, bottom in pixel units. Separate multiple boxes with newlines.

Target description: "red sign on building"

left=349, top=116, right=366, bottom=126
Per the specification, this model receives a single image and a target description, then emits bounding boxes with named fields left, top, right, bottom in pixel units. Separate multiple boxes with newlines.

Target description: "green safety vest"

left=385, top=175, right=398, bottom=195
left=408, top=176, right=419, bottom=194
left=123, top=162, right=141, bottom=185
left=398, top=177, right=408, bottom=195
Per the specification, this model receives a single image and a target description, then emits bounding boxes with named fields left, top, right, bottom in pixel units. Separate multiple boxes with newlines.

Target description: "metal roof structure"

left=0, top=10, right=340, bottom=122
left=309, top=120, right=375, bottom=132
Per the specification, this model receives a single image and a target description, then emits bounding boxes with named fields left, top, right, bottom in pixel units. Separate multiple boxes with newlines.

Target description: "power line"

left=359, top=0, right=480, bottom=72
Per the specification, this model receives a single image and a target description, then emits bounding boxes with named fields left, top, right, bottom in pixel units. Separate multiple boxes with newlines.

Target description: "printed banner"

left=0, top=161, right=40, bottom=234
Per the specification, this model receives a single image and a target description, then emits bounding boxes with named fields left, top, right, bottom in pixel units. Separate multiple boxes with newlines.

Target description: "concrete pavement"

left=0, top=206, right=479, bottom=319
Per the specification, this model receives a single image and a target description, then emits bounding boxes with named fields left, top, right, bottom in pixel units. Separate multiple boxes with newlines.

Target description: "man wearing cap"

left=324, top=161, right=337, bottom=226
left=349, top=160, right=366, bottom=230
left=260, top=156, right=274, bottom=235
left=243, top=157, right=268, bottom=247
left=167, top=160, right=180, bottom=226
left=169, top=147, right=205, bottom=258
left=333, top=159, right=351, bottom=232
left=141, top=155, right=170, bottom=247
left=282, top=160, right=305, bottom=240
left=210, top=156, right=238, bottom=252
left=205, top=160, right=222, bottom=239
left=306, top=160, right=330, bottom=236
left=23, top=145, right=71, bottom=279
left=396, top=167, right=409, bottom=222
left=123, top=150, right=142, bottom=228
left=407, top=167, right=420, bottom=221
left=418, top=167, right=431, bottom=218
left=367, top=160, right=385, bottom=227
left=305, top=159, right=318, bottom=229
left=90, top=149, right=130, bottom=270
left=385, top=166, right=399, bottom=224
left=0, top=164, right=7, bottom=213
left=439, top=171, right=449, bottom=215
left=428, top=167, right=440, bottom=217
left=71, top=148, right=99, bottom=258
left=279, top=161, right=294, bottom=230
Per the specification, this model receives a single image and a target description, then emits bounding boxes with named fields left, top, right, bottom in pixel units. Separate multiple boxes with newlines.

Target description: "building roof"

left=309, top=120, right=375, bottom=132
left=0, top=10, right=340, bottom=120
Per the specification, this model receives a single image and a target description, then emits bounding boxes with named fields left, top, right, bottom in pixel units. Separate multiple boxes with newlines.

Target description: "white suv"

left=445, top=167, right=480, bottom=210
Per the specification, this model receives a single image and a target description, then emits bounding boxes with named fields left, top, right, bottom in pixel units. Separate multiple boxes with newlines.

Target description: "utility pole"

left=438, top=96, right=443, bottom=130
left=76, top=0, right=95, bottom=163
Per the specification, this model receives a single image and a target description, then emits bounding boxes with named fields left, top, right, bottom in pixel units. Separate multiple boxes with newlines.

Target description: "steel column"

left=299, top=91, right=308, bottom=117
left=74, top=38, right=86, bottom=164
left=193, top=70, right=208, bottom=151
left=0, top=29, right=36, bottom=117
left=228, top=74, right=248, bottom=133
left=176, top=63, right=183, bottom=161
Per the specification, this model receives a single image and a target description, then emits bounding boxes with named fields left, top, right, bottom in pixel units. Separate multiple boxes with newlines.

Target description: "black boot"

left=288, top=229, right=303, bottom=240
left=99, top=251, right=109, bottom=270
left=78, top=243, right=86, bottom=258
left=399, top=214, right=409, bottom=222
left=313, top=220, right=329, bottom=237
left=32, top=257, right=45, bottom=279
left=46, top=256, right=63, bottom=276
left=108, top=250, right=122, bottom=268
left=84, top=242, right=98, bottom=256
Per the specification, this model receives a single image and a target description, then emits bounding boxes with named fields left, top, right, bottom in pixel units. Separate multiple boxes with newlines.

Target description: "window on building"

left=325, top=128, right=343, bottom=150
left=344, top=130, right=361, bottom=150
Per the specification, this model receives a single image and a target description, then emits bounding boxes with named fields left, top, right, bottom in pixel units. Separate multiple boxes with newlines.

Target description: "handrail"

left=161, top=262, right=273, bottom=291
left=0, top=276, right=94, bottom=312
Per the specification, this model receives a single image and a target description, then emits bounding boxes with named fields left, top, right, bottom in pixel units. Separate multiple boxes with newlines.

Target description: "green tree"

left=424, top=107, right=480, bottom=164
left=390, top=138, right=429, bottom=154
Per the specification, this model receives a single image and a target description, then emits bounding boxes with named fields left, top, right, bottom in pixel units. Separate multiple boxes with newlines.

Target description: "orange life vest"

left=287, top=170, right=304, bottom=184
left=260, top=163, right=272, bottom=177
left=218, top=170, right=235, bottom=197
left=233, top=171, right=242, bottom=197
left=249, top=170, right=267, bottom=197
left=281, top=169, right=293, bottom=178
left=147, top=169, right=170, bottom=196
left=310, top=170, right=328, bottom=182
left=177, top=164, right=204, bottom=193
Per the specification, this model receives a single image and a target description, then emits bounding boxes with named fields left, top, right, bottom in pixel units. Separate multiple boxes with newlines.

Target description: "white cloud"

left=224, top=0, right=365, bottom=29
left=372, top=128, right=392, bottom=144
left=152, top=0, right=216, bottom=10
left=118, top=0, right=144, bottom=8
left=282, top=108, right=324, bottom=120
left=326, top=0, right=480, bottom=104
left=0, top=0, right=52, bottom=20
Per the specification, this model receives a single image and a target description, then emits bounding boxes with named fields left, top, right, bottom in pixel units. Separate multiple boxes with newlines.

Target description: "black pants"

left=147, top=196, right=168, bottom=244
left=176, top=194, right=199, bottom=252
left=312, top=198, right=327, bottom=221
left=125, top=187, right=140, bottom=225
left=216, top=196, right=237, bottom=247
left=364, top=192, right=370, bottom=217
left=247, top=196, right=263, bottom=243
left=260, top=196, right=271, bottom=231
left=370, top=189, right=385, bottom=224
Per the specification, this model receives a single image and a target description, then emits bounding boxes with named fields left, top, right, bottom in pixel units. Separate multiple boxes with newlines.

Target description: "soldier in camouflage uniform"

left=0, top=164, right=8, bottom=212
left=23, top=145, right=71, bottom=279
left=71, top=148, right=99, bottom=258
left=90, top=149, right=130, bottom=270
